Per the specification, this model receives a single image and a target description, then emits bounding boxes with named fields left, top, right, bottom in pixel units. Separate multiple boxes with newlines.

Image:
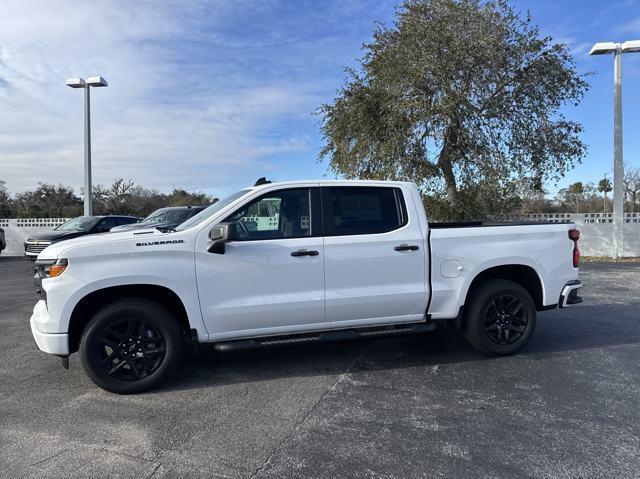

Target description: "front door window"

left=224, top=188, right=312, bottom=240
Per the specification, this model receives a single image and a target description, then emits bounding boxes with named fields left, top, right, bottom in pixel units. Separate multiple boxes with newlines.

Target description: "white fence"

left=2, top=214, right=640, bottom=257
left=506, top=213, right=640, bottom=257
left=1, top=218, right=68, bottom=256
left=506, top=212, right=640, bottom=224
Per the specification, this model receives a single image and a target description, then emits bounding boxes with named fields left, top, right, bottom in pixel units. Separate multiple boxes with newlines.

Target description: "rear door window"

left=324, top=187, right=406, bottom=236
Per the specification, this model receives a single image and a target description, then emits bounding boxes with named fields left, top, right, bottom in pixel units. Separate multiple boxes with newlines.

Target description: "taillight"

left=569, top=229, right=580, bottom=268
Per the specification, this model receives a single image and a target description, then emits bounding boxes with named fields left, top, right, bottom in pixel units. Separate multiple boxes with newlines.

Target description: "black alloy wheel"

left=482, top=294, right=529, bottom=345
left=80, top=299, right=183, bottom=394
left=464, top=279, right=536, bottom=356
left=97, top=318, right=166, bottom=381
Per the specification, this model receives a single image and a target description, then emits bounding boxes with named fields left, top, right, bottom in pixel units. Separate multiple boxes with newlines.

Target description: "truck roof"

left=248, top=179, right=414, bottom=191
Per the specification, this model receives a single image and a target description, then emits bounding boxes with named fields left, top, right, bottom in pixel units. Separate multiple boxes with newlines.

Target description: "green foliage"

left=11, top=183, right=83, bottom=218
left=556, top=181, right=595, bottom=213
left=598, top=178, right=612, bottom=194
left=568, top=182, right=584, bottom=195
left=318, top=0, right=589, bottom=220
left=166, top=188, right=217, bottom=208
left=0, top=181, right=12, bottom=218
left=0, top=178, right=217, bottom=219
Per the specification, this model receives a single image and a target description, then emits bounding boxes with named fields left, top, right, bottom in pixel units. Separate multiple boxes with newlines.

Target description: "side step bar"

left=213, top=322, right=438, bottom=352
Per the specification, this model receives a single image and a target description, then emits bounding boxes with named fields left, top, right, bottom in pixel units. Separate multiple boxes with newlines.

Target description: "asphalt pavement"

left=0, top=257, right=638, bottom=478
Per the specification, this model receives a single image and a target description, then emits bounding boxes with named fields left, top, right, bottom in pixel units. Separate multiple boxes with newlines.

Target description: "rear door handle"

left=291, top=249, right=319, bottom=257
left=394, top=244, right=419, bottom=251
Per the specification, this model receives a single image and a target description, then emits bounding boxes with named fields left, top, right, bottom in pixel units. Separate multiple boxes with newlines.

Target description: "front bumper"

left=559, top=280, right=583, bottom=308
left=30, top=300, right=69, bottom=355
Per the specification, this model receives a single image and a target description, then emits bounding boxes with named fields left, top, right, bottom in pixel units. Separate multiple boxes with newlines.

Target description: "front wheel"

left=80, top=299, right=184, bottom=394
left=464, top=279, right=536, bottom=356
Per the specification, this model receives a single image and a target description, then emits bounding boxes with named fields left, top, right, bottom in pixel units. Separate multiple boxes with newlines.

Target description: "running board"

left=213, top=322, right=438, bottom=352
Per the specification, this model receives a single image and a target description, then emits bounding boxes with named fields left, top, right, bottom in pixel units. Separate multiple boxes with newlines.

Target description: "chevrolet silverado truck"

left=30, top=179, right=583, bottom=394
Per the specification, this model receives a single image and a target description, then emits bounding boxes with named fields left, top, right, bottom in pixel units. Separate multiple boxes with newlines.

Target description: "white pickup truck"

left=30, top=179, right=582, bottom=393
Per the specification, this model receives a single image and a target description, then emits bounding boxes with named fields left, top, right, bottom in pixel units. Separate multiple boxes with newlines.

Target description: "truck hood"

left=38, top=228, right=163, bottom=260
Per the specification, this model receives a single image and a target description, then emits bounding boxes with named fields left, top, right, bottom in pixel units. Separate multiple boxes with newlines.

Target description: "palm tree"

left=598, top=177, right=612, bottom=213
left=567, top=182, right=584, bottom=213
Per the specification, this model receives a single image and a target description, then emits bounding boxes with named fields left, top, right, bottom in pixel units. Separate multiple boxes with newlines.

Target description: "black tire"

left=79, top=299, right=183, bottom=394
left=463, top=279, right=536, bottom=356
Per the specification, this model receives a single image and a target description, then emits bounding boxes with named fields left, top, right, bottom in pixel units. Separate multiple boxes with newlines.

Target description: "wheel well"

left=454, top=264, right=544, bottom=330
left=466, top=265, right=544, bottom=309
left=68, top=284, right=190, bottom=354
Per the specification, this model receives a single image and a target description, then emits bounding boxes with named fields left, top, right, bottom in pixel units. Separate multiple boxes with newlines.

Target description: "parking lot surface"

left=0, top=257, right=639, bottom=478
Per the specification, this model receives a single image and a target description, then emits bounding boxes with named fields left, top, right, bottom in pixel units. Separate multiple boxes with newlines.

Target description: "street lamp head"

left=86, top=76, right=108, bottom=87
left=621, top=40, right=640, bottom=53
left=589, top=42, right=618, bottom=55
left=65, top=78, right=86, bottom=88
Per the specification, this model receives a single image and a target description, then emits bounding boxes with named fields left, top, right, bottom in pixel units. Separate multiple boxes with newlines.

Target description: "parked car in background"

left=0, top=227, right=5, bottom=254
left=109, top=206, right=205, bottom=232
left=24, top=215, right=138, bottom=259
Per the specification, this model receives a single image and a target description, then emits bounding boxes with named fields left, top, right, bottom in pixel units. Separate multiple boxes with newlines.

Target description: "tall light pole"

left=65, top=76, right=108, bottom=216
left=589, top=40, right=640, bottom=258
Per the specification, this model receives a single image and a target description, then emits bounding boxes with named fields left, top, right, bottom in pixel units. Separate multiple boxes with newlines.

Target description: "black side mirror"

left=207, top=222, right=239, bottom=254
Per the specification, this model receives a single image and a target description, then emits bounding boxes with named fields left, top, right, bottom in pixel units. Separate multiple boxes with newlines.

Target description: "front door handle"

left=394, top=244, right=419, bottom=251
left=291, top=249, right=319, bottom=257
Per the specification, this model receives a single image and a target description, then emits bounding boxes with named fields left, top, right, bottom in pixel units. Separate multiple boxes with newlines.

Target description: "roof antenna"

left=254, top=177, right=271, bottom=186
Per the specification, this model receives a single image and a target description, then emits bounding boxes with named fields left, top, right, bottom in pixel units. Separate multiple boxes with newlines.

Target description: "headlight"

left=35, top=258, right=68, bottom=278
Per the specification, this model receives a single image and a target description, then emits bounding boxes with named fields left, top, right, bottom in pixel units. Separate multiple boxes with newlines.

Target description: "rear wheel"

left=464, top=279, right=536, bottom=356
left=80, top=299, right=183, bottom=394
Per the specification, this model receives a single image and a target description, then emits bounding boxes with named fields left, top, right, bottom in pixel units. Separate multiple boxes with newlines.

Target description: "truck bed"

left=427, top=220, right=577, bottom=320
left=429, top=221, right=571, bottom=229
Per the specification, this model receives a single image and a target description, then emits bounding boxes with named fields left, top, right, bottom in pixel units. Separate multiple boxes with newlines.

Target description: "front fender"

left=60, top=275, right=207, bottom=341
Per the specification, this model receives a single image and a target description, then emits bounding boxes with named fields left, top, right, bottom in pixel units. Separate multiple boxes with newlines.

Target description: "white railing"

left=507, top=212, right=640, bottom=224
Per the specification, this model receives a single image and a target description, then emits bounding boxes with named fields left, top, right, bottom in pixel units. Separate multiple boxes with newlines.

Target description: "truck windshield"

left=175, top=189, right=250, bottom=231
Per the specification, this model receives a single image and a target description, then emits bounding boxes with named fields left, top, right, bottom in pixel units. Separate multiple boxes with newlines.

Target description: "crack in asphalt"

left=145, top=462, right=162, bottom=479
left=26, top=449, right=67, bottom=468
left=248, top=346, right=370, bottom=479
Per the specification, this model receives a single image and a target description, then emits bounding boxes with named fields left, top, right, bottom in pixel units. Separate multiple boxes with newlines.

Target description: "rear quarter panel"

left=428, top=223, right=578, bottom=319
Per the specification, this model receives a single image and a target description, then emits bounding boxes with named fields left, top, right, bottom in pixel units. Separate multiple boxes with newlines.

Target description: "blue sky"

left=0, top=0, right=639, bottom=198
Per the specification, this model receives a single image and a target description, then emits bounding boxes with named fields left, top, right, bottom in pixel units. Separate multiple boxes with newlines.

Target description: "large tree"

left=318, top=0, right=589, bottom=219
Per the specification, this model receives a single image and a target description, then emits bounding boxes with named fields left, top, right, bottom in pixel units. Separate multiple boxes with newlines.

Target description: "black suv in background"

left=24, top=215, right=139, bottom=259
left=109, top=206, right=205, bottom=232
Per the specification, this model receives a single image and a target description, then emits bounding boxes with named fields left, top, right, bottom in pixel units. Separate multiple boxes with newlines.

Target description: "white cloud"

left=0, top=0, right=322, bottom=195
